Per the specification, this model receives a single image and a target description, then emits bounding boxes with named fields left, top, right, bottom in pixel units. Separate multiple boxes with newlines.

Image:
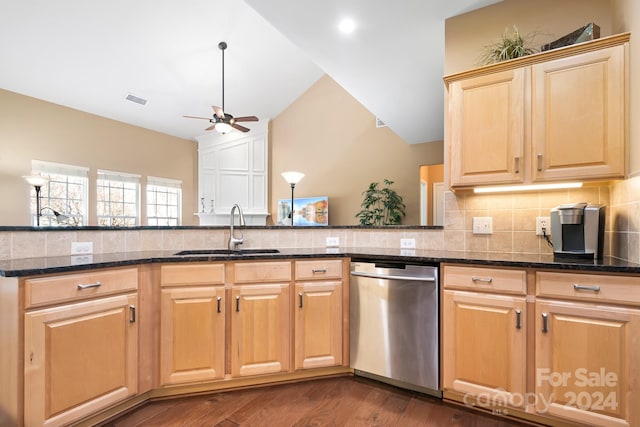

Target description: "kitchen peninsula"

left=1, top=236, right=640, bottom=427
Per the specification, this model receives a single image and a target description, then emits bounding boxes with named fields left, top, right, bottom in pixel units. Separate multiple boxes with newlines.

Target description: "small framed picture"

left=277, top=196, right=328, bottom=226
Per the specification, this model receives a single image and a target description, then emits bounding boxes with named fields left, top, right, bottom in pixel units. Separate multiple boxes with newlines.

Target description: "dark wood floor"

left=101, top=376, right=534, bottom=427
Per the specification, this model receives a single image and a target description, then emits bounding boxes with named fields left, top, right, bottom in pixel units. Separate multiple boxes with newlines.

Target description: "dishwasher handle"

left=351, top=271, right=436, bottom=282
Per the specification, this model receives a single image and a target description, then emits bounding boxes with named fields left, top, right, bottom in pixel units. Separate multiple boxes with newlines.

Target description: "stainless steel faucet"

left=228, top=204, right=246, bottom=251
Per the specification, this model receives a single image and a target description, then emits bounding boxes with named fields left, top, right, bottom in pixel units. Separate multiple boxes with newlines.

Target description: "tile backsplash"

left=2, top=176, right=640, bottom=263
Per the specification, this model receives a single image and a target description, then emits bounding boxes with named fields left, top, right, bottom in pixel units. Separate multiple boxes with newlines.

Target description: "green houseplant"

left=355, top=179, right=406, bottom=226
left=479, top=25, right=537, bottom=65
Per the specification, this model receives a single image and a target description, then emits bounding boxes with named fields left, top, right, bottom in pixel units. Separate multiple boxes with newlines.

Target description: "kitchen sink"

left=173, top=249, right=280, bottom=256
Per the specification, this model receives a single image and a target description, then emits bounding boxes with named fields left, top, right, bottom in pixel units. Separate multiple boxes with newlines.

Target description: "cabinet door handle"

left=573, top=284, right=601, bottom=293
left=298, top=292, right=303, bottom=308
left=77, top=281, right=102, bottom=290
left=515, top=309, right=522, bottom=330
left=471, top=276, right=493, bottom=284
left=216, top=296, right=222, bottom=313
left=514, top=156, right=520, bottom=174
left=537, top=154, right=543, bottom=171
left=129, top=305, right=136, bottom=323
left=235, top=296, right=240, bottom=312
left=312, top=268, right=327, bottom=274
left=541, top=312, right=548, bottom=333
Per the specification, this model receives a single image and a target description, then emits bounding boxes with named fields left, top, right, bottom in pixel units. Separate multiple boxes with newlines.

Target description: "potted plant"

left=479, top=25, right=537, bottom=65
left=355, top=179, right=406, bottom=226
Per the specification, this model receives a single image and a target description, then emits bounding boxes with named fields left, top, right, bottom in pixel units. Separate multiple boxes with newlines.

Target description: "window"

left=147, top=177, right=182, bottom=226
left=97, top=170, right=140, bottom=226
left=29, top=161, right=88, bottom=226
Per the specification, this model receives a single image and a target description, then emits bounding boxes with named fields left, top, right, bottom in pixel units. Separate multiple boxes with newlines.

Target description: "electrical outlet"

left=536, top=217, right=551, bottom=236
left=326, top=237, right=340, bottom=247
left=472, top=217, right=493, bottom=234
left=71, top=242, right=93, bottom=255
left=400, top=238, right=416, bottom=249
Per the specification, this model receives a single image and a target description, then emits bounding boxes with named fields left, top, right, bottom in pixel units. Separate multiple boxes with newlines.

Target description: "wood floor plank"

left=103, top=376, right=534, bottom=427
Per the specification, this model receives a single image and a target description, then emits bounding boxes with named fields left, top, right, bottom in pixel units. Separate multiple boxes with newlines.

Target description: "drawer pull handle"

left=471, top=276, right=492, bottom=284
left=299, top=292, right=304, bottom=308
left=312, top=268, right=327, bottom=274
left=514, top=156, right=520, bottom=174
left=515, top=309, right=522, bottom=330
left=129, top=305, right=136, bottom=323
left=537, top=154, right=543, bottom=171
left=217, top=296, right=222, bottom=313
left=77, top=281, right=102, bottom=290
left=573, top=284, right=601, bottom=293
left=542, top=312, right=548, bottom=333
left=235, top=296, right=240, bottom=312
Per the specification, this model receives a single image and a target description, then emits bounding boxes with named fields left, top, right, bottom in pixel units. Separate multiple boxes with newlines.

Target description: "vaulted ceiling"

left=0, top=0, right=500, bottom=144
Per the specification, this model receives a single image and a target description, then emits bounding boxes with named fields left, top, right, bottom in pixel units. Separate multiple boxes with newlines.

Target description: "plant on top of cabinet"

left=479, top=25, right=538, bottom=65
left=355, top=179, right=406, bottom=226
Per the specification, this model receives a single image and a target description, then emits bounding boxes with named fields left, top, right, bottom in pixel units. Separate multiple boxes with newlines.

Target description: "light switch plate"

left=400, top=238, right=416, bottom=249
left=326, top=237, right=340, bottom=247
left=472, top=217, right=493, bottom=235
left=71, top=242, right=93, bottom=255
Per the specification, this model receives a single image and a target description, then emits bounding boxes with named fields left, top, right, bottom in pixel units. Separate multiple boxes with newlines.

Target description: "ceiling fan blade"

left=212, top=106, right=225, bottom=119
left=234, top=116, right=259, bottom=122
left=205, top=124, right=217, bottom=131
left=232, top=123, right=250, bottom=132
left=183, top=115, right=212, bottom=120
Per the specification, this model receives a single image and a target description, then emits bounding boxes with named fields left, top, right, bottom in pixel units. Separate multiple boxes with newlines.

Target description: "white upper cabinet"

left=196, top=120, right=269, bottom=225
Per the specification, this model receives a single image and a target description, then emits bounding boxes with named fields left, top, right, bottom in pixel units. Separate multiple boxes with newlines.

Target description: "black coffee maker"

left=550, top=203, right=605, bottom=259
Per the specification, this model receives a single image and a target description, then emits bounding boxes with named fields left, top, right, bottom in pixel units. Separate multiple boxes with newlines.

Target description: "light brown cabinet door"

left=531, top=45, right=626, bottom=181
left=535, top=299, right=640, bottom=427
left=449, top=68, right=526, bottom=187
left=24, top=294, right=138, bottom=427
left=160, top=286, right=225, bottom=385
left=294, top=281, right=342, bottom=370
left=231, top=283, right=290, bottom=377
left=442, top=290, right=526, bottom=407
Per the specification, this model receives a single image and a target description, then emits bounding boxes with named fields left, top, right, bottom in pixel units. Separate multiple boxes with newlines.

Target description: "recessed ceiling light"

left=338, top=18, right=356, bottom=34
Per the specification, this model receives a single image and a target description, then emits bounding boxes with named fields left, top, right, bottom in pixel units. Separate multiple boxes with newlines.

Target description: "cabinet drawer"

left=537, top=271, right=640, bottom=306
left=161, top=263, right=225, bottom=286
left=234, top=261, right=291, bottom=283
left=443, top=265, right=526, bottom=295
left=25, top=267, right=138, bottom=308
left=295, top=259, right=343, bottom=280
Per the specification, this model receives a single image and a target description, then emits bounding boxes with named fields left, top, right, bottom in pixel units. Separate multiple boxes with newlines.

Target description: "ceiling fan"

left=183, top=41, right=258, bottom=133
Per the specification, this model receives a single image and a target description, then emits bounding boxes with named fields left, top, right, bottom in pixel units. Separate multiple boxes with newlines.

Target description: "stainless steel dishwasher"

left=350, top=260, right=440, bottom=397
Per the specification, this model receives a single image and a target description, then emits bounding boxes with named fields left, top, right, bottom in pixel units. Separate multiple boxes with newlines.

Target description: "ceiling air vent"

left=376, top=117, right=387, bottom=128
left=125, top=93, right=148, bottom=106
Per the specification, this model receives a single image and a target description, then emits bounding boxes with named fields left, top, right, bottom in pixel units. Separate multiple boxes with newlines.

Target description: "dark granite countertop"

left=2, top=247, right=640, bottom=277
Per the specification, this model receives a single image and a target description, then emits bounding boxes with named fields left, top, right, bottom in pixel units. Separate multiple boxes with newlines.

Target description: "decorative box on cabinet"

left=446, top=33, right=629, bottom=190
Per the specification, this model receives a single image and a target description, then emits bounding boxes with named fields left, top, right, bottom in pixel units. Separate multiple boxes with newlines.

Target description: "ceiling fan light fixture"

left=183, top=41, right=258, bottom=133
left=216, top=122, right=232, bottom=134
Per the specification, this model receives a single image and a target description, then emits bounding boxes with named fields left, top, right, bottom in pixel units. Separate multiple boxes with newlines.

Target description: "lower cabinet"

left=442, top=290, right=526, bottom=406
left=10, top=259, right=349, bottom=426
left=24, top=293, right=138, bottom=427
left=294, top=280, right=343, bottom=370
left=443, top=264, right=640, bottom=427
left=442, top=264, right=527, bottom=411
left=160, top=286, right=226, bottom=385
left=535, top=281, right=640, bottom=427
left=160, top=264, right=226, bottom=385
left=230, top=282, right=291, bottom=377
